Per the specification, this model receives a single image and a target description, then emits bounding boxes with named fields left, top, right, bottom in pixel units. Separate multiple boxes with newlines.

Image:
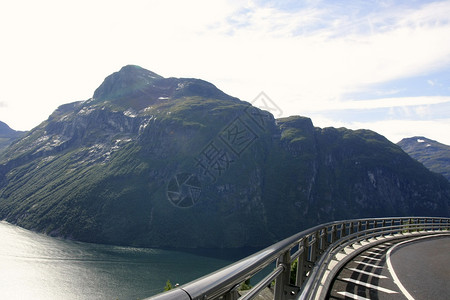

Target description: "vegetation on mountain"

left=0, top=65, right=449, bottom=249
left=0, top=121, right=25, bottom=152
left=398, top=136, right=450, bottom=181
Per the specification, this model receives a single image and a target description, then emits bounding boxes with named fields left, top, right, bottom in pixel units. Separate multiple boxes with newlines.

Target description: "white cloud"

left=298, top=96, right=450, bottom=112
left=194, top=0, right=450, bottom=113
left=414, top=105, right=431, bottom=119
left=311, top=115, right=450, bottom=145
left=367, top=119, right=450, bottom=145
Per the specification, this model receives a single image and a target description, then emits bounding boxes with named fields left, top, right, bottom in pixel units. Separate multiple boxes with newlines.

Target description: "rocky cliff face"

left=0, top=66, right=449, bottom=248
left=398, top=136, right=450, bottom=181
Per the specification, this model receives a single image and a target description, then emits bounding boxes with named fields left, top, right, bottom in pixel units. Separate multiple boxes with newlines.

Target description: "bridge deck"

left=145, top=218, right=450, bottom=300
left=327, top=235, right=450, bottom=300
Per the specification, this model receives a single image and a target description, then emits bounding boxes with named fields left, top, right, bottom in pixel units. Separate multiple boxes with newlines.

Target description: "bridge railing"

left=145, top=217, right=450, bottom=300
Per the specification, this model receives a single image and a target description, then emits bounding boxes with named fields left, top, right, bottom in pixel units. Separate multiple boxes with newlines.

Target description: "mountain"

left=0, top=65, right=449, bottom=248
left=398, top=136, right=450, bottom=181
left=0, top=121, right=26, bottom=152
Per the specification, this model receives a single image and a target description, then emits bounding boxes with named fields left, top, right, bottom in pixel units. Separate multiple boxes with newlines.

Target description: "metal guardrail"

left=145, top=217, right=450, bottom=300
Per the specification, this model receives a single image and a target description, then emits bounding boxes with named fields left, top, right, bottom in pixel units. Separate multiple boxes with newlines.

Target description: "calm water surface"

left=0, top=221, right=237, bottom=300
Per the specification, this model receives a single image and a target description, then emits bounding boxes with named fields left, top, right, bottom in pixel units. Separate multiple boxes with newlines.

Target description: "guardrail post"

left=386, top=219, right=393, bottom=236
left=397, top=218, right=403, bottom=234
left=297, top=233, right=319, bottom=294
left=296, top=239, right=307, bottom=287
left=318, top=228, right=327, bottom=255
left=310, top=231, right=319, bottom=263
left=223, top=289, right=240, bottom=300
left=274, top=251, right=291, bottom=300
left=442, top=218, right=450, bottom=231
left=386, top=220, right=391, bottom=236
left=331, top=225, right=337, bottom=243
left=323, top=226, right=331, bottom=249
left=340, top=223, right=346, bottom=238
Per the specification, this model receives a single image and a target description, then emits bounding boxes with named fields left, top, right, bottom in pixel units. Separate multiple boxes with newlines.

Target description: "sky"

left=1, top=0, right=449, bottom=145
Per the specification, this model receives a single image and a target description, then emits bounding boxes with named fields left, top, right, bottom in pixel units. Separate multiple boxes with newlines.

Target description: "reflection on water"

left=0, top=221, right=234, bottom=299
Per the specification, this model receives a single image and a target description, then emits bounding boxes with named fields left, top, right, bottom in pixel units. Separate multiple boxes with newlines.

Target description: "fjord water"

left=0, top=221, right=234, bottom=300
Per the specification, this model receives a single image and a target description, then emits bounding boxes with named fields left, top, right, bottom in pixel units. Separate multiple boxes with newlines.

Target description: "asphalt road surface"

left=389, top=235, right=450, bottom=299
left=328, top=234, right=450, bottom=300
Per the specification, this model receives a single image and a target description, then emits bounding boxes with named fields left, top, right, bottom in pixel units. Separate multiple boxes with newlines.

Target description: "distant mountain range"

left=398, top=137, right=450, bottom=182
left=0, top=121, right=26, bottom=152
left=0, top=65, right=449, bottom=248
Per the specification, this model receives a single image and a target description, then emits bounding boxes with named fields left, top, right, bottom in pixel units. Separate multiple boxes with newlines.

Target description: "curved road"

left=328, top=234, right=450, bottom=300
left=389, top=235, right=450, bottom=299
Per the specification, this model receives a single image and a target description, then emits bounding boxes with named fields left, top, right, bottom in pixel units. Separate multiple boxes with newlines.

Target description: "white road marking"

left=337, top=291, right=371, bottom=300
left=365, top=251, right=383, bottom=256
left=347, top=267, right=388, bottom=278
left=371, top=247, right=387, bottom=251
left=385, top=237, right=433, bottom=300
left=360, top=255, right=383, bottom=261
left=354, top=261, right=384, bottom=268
left=341, top=278, right=398, bottom=294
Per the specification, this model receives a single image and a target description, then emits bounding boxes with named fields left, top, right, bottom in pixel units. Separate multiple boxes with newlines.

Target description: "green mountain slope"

left=398, top=136, right=450, bottom=181
left=0, top=121, right=26, bottom=153
left=0, top=65, right=449, bottom=248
